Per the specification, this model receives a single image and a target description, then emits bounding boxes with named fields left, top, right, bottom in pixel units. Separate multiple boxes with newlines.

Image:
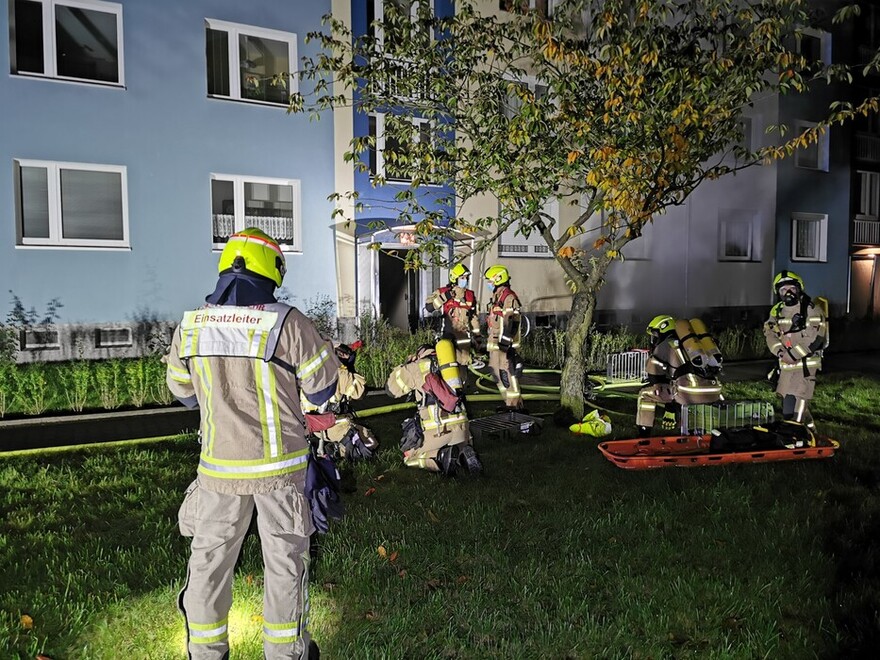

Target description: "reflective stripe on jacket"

left=166, top=302, right=339, bottom=494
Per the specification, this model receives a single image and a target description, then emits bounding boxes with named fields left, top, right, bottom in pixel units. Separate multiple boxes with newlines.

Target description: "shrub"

left=518, top=328, right=566, bottom=370
left=0, top=362, right=12, bottom=417
left=94, top=360, right=124, bottom=409
left=147, top=356, right=174, bottom=405
left=354, top=311, right=434, bottom=388
left=304, top=294, right=338, bottom=341
left=124, top=359, right=150, bottom=408
left=59, top=360, right=92, bottom=412
left=12, top=363, right=50, bottom=415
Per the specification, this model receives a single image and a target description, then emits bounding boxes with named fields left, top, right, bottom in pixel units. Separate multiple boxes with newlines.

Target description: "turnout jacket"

left=386, top=352, right=468, bottom=434
left=426, top=285, right=480, bottom=346
left=166, top=303, right=339, bottom=494
left=763, top=296, right=828, bottom=374
left=646, top=333, right=722, bottom=403
left=486, top=285, right=522, bottom=350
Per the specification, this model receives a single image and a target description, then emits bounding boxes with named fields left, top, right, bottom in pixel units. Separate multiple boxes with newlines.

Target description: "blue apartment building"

left=1, top=0, right=337, bottom=358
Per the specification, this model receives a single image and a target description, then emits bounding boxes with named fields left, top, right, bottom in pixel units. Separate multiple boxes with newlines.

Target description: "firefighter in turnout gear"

left=636, top=315, right=723, bottom=436
left=763, top=270, right=828, bottom=429
left=425, top=263, right=481, bottom=385
left=166, top=228, right=338, bottom=660
left=301, top=343, right=379, bottom=462
left=484, top=265, right=524, bottom=410
left=385, top=341, right=483, bottom=476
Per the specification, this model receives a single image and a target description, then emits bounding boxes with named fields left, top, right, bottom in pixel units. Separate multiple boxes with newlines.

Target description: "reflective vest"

left=166, top=303, right=339, bottom=494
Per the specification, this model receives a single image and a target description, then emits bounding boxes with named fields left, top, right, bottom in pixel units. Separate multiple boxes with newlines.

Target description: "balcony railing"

left=856, top=133, right=880, bottom=163
left=854, top=218, right=880, bottom=245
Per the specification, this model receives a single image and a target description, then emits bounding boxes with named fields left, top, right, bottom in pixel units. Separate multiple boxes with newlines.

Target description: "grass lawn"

left=1, top=375, right=879, bottom=658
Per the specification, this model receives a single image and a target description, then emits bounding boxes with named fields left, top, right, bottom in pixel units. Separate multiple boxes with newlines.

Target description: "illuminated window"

left=10, top=0, right=124, bottom=85
left=14, top=159, right=128, bottom=248
left=211, top=174, right=301, bottom=252
left=206, top=19, right=296, bottom=106
left=791, top=212, right=828, bottom=262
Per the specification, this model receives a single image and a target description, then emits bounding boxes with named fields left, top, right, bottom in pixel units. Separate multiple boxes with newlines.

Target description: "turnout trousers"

left=488, top=348, right=522, bottom=408
left=178, top=480, right=314, bottom=660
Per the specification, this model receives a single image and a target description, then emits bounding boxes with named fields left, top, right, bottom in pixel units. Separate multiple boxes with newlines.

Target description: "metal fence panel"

left=606, top=350, right=648, bottom=383
left=680, top=400, right=775, bottom=435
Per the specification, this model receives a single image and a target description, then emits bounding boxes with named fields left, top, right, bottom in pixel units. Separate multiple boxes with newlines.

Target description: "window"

left=368, top=112, right=435, bottom=182
left=9, top=0, right=124, bottom=85
left=14, top=159, right=128, bottom=248
left=499, top=197, right=558, bottom=258
left=718, top=209, right=755, bottom=261
left=369, top=0, right=433, bottom=47
left=857, top=171, right=880, bottom=220
left=791, top=212, right=828, bottom=262
left=501, top=78, right=549, bottom=120
left=796, top=28, right=831, bottom=65
left=794, top=120, right=830, bottom=172
left=205, top=19, right=296, bottom=106
left=211, top=174, right=301, bottom=252
left=499, top=0, right=554, bottom=16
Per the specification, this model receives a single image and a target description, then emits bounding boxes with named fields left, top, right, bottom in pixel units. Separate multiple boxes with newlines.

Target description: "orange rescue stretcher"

left=598, top=433, right=840, bottom=470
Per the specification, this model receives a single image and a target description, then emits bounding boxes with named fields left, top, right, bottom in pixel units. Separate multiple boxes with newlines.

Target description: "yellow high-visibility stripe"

left=193, top=357, right=216, bottom=454
left=297, top=346, right=331, bottom=380
left=255, top=360, right=272, bottom=457
left=168, top=364, right=191, bottom=382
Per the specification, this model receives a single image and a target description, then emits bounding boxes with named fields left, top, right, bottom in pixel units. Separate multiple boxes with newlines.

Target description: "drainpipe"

left=870, top=254, right=878, bottom=318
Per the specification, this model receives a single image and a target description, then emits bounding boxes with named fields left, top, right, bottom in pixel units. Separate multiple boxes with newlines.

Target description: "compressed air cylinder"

left=435, top=338, right=463, bottom=392
left=689, top=318, right=722, bottom=370
left=674, top=318, right=705, bottom=369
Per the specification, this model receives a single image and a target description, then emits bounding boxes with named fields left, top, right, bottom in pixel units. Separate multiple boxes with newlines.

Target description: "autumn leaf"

left=456, top=575, right=470, bottom=585
left=593, top=237, right=606, bottom=249
left=20, top=614, right=33, bottom=630
left=375, top=474, right=385, bottom=481
left=398, top=569, right=408, bottom=578
left=377, top=545, right=387, bottom=559
left=567, top=150, right=581, bottom=164
left=557, top=246, right=575, bottom=259
left=364, top=487, right=376, bottom=497
left=365, top=610, right=380, bottom=621
left=427, top=509, right=440, bottom=523
left=425, top=578, right=443, bottom=590
left=245, top=574, right=254, bottom=585
left=389, top=551, right=399, bottom=563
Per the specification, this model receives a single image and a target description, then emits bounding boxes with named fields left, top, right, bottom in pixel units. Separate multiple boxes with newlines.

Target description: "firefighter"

left=763, top=270, right=828, bottom=429
left=425, top=263, right=481, bottom=385
left=302, top=343, right=379, bottom=461
left=166, top=228, right=337, bottom=660
left=484, top=264, right=524, bottom=410
left=636, top=315, right=723, bottom=436
left=385, top=340, right=483, bottom=476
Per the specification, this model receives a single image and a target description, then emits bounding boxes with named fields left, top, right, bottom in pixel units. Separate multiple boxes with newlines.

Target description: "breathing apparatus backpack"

left=674, top=318, right=723, bottom=379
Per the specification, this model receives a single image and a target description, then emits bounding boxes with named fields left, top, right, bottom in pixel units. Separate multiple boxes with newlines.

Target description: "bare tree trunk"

left=560, top=290, right=595, bottom=418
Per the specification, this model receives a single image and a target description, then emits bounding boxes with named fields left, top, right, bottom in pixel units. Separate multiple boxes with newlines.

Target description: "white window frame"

left=210, top=173, right=302, bottom=253
left=794, top=120, right=830, bottom=172
left=14, top=158, right=129, bottom=249
left=498, top=197, right=558, bottom=259
left=369, top=112, right=437, bottom=184
left=10, top=0, right=125, bottom=86
left=857, top=170, right=880, bottom=220
left=717, top=210, right=755, bottom=261
left=791, top=212, right=828, bottom=262
left=204, top=19, right=297, bottom=106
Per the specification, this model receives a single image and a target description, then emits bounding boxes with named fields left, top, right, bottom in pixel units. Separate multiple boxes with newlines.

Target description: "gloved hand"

left=660, top=410, right=678, bottom=432
left=790, top=313, right=805, bottom=332
left=506, top=347, right=524, bottom=377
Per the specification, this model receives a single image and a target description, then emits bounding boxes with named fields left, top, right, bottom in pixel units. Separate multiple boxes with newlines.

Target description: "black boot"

left=637, top=425, right=651, bottom=438
left=308, top=640, right=320, bottom=659
left=457, top=444, right=483, bottom=475
left=436, top=445, right=459, bottom=477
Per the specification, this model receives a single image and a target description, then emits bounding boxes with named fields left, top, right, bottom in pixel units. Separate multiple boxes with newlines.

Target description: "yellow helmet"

left=218, top=228, right=286, bottom=287
left=772, top=270, right=804, bottom=296
left=484, top=264, right=510, bottom=286
left=646, top=314, right=674, bottom=336
left=449, top=263, right=470, bottom=282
